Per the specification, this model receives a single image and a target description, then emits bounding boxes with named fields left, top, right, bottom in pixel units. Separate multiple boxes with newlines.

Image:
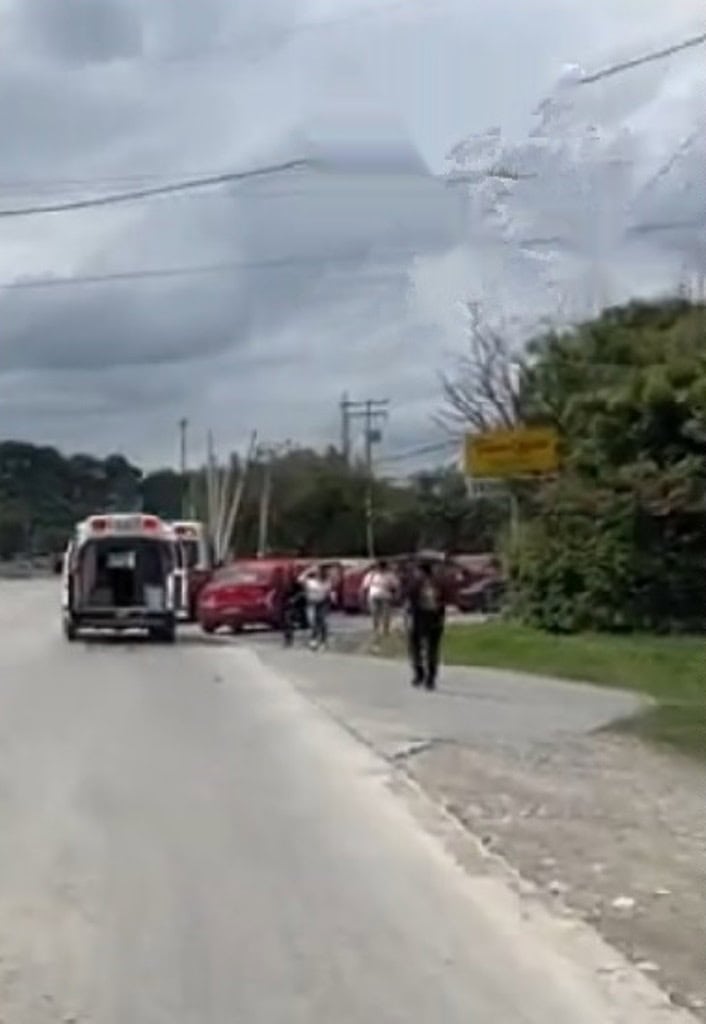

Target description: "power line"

left=0, top=175, right=436, bottom=201
left=0, top=249, right=417, bottom=293
left=0, top=168, right=263, bottom=193
left=379, top=439, right=458, bottom=464
left=0, top=170, right=265, bottom=195
left=630, top=214, right=706, bottom=236
left=0, top=261, right=244, bottom=292
left=579, top=31, right=706, bottom=85
left=632, top=126, right=703, bottom=203
left=0, top=158, right=310, bottom=220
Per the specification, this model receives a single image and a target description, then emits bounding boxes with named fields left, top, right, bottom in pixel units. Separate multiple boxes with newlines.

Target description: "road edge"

left=253, top=647, right=698, bottom=1024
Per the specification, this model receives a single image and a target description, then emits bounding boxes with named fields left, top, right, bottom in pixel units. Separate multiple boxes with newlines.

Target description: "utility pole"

left=255, top=440, right=290, bottom=559
left=340, top=392, right=352, bottom=465
left=178, top=417, right=189, bottom=517
left=343, top=398, right=389, bottom=557
left=222, top=431, right=257, bottom=561
left=257, top=453, right=273, bottom=559
left=206, top=430, right=218, bottom=549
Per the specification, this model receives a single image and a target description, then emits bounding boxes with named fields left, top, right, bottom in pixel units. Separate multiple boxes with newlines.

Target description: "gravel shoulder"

left=260, top=638, right=705, bottom=1019
left=408, top=733, right=705, bottom=1018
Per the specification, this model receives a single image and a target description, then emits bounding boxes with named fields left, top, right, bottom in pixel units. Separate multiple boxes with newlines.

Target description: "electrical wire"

left=0, top=158, right=310, bottom=219
left=0, top=261, right=250, bottom=291
left=0, top=249, right=420, bottom=292
left=579, top=31, right=706, bottom=85
left=378, top=439, right=458, bottom=465
left=630, top=214, right=706, bottom=235
left=0, top=169, right=236, bottom=194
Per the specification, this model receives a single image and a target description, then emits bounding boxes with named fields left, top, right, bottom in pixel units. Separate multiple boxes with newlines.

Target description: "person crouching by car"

left=404, top=559, right=448, bottom=690
left=305, top=564, right=332, bottom=650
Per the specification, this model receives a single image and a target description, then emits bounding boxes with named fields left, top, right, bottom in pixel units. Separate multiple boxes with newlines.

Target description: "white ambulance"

left=62, top=513, right=178, bottom=643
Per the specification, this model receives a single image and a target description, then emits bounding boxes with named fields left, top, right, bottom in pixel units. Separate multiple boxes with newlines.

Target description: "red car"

left=455, top=577, right=506, bottom=614
left=198, top=560, right=291, bottom=634
left=339, top=560, right=374, bottom=613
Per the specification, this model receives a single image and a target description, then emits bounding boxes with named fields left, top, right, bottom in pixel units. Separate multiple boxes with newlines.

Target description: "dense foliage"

left=231, top=450, right=505, bottom=557
left=0, top=444, right=142, bottom=558
left=511, top=299, right=706, bottom=633
left=0, top=441, right=502, bottom=560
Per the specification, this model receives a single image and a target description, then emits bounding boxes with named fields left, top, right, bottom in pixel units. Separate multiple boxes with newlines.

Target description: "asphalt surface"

left=0, top=581, right=688, bottom=1023
left=255, top=641, right=644, bottom=759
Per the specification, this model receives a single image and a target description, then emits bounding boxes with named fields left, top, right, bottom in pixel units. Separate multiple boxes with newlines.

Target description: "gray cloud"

left=14, top=0, right=143, bottom=63
left=0, top=0, right=703, bottom=466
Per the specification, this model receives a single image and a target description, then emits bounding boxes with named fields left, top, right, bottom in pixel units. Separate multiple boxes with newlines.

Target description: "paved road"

left=0, top=581, right=686, bottom=1023
left=254, top=643, right=644, bottom=759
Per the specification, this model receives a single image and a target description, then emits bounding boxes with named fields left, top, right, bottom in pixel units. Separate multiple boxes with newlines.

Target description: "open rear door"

left=171, top=540, right=190, bottom=620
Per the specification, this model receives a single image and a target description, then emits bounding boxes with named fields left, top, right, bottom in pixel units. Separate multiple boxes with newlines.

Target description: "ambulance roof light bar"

left=86, top=514, right=164, bottom=534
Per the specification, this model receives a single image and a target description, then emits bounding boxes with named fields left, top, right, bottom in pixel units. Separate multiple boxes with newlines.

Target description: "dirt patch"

left=408, top=733, right=705, bottom=1018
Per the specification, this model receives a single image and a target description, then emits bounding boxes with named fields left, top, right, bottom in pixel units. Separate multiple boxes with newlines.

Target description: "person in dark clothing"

left=280, top=573, right=307, bottom=647
left=404, top=559, right=448, bottom=690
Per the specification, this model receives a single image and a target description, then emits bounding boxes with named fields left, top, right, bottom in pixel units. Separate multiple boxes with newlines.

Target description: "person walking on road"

left=362, top=559, right=397, bottom=642
left=305, top=564, right=332, bottom=650
left=404, top=559, right=448, bottom=690
left=280, top=572, right=306, bottom=647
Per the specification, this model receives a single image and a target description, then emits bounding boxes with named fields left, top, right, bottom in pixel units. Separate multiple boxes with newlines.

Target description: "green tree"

left=0, top=441, right=143, bottom=554
left=391, top=468, right=505, bottom=553
left=0, top=437, right=503, bottom=562
left=141, top=469, right=184, bottom=520
left=513, top=299, right=706, bottom=633
left=0, top=509, right=26, bottom=559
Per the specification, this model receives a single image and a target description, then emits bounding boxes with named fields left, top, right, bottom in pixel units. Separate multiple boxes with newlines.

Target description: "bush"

left=509, top=478, right=706, bottom=634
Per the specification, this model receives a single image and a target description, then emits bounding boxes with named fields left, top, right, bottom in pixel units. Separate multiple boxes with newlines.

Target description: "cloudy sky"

left=0, top=0, right=703, bottom=468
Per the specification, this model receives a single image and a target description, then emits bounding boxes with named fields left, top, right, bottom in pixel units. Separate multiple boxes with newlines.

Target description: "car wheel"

left=63, top=615, right=77, bottom=642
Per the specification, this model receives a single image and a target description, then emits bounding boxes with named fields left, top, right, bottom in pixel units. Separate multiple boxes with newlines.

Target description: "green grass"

left=441, top=623, right=704, bottom=759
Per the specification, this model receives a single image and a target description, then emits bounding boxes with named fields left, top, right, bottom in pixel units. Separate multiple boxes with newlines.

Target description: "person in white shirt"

left=305, top=565, right=332, bottom=649
left=362, top=559, right=397, bottom=639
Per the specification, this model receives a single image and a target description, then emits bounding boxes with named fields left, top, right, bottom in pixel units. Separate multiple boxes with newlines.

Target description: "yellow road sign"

left=463, top=426, right=559, bottom=478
